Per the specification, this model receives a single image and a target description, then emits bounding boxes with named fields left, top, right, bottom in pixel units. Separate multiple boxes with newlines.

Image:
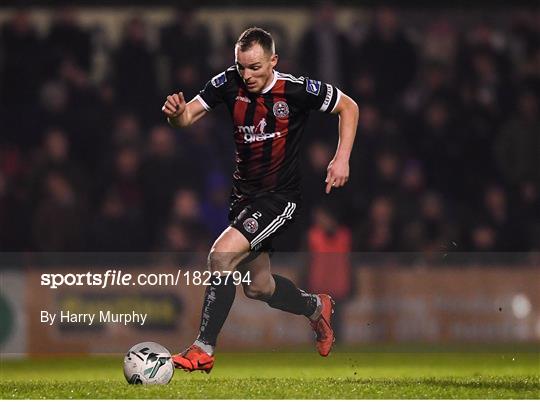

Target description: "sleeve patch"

left=319, top=84, right=334, bottom=112
left=211, top=72, right=227, bottom=88
left=306, top=79, right=321, bottom=95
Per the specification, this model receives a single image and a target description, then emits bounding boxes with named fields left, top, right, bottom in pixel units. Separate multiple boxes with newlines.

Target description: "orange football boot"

left=310, top=294, right=335, bottom=357
left=172, top=344, right=215, bottom=373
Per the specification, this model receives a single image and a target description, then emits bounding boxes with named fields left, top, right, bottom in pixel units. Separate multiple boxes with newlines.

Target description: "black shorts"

left=229, top=193, right=300, bottom=252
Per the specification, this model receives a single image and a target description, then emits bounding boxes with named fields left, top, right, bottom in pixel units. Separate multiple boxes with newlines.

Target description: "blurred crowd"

left=0, top=4, right=539, bottom=254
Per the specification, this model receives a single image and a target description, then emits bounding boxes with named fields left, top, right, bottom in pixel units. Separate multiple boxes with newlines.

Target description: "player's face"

left=235, top=44, right=278, bottom=93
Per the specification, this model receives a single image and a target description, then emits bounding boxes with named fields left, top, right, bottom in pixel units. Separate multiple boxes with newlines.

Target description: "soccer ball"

left=123, top=342, right=174, bottom=385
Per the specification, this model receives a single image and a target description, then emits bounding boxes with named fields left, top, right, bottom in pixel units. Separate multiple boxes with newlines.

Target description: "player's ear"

left=270, top=53, right=278, bottom=68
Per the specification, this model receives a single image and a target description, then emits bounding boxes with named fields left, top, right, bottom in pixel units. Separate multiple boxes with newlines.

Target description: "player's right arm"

left=162, top=92, right=207, bottom=128
left=163, top=69, right=231, bottom=128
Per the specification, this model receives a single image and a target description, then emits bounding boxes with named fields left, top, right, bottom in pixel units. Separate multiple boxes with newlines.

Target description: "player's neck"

left=261, top=70, right=277, bottom=94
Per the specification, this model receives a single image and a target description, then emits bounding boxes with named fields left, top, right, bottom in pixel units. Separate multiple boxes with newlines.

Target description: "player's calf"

left=243, top=281, right=273, bottom=300
left=241, top=267, right=274, bottom=300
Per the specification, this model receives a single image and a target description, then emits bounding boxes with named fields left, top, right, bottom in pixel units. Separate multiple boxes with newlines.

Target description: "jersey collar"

left=261, top=70, right=278, bottom=94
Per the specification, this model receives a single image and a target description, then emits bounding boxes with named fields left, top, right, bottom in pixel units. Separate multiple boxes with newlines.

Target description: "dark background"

left=0, top=3, right=538, bottom=254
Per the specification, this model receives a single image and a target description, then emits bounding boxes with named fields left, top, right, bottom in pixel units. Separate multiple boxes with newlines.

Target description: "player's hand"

left=161, top=92, right=186, bottom=118
left=325, top=157, right=349, bottom=194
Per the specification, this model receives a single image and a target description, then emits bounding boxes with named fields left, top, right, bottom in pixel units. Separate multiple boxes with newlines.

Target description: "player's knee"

left=207, top=228, right=250, bottom=275
left=207, top=249, right=246, bottom=275
left=207, top=249, right=232, bottom=273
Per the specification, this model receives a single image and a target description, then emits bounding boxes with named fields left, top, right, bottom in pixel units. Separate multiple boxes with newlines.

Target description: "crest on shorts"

left=273, top=101, right=289, bottom=118
left=243, top=218, right=259, bottom=234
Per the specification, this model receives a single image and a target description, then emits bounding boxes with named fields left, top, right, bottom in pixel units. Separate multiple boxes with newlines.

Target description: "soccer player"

left=162, top=27, right=358, bottom=372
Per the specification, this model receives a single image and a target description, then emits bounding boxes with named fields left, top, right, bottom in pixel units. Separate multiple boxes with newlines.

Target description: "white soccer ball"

left=123, top=341, right=174, bottom=385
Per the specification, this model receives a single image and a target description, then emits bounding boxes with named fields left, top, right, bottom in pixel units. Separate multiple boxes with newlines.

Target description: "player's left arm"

left=325, top=93, right=359, bottom=194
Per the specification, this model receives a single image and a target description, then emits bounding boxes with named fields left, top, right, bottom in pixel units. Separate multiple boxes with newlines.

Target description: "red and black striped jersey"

left=195, top=66, right=342, bottom=201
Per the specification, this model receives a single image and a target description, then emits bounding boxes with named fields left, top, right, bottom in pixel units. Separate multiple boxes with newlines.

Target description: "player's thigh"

left=208, top=226, right=251, bottom=274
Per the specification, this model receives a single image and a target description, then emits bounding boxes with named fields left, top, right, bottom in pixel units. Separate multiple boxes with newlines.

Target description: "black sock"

left=266, top=274, right=318, bottom=317
left=196, top=279, right=236, bottom=346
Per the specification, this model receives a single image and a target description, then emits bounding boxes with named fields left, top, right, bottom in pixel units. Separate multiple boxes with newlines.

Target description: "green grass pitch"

left=1, top=346, right=539, bottom=399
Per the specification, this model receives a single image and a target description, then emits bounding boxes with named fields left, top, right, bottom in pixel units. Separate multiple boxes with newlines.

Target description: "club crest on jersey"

left=273, top=101, right=289, bottom=118
left=243, top=218, right=259, bottom=234
left=211, top=72, right=227, bottom=88
left=306, top=79, right=321, bottom=95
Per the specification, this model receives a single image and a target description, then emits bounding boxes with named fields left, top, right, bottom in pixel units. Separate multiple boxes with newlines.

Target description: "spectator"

left=159, top=221, right=206, bottom=266
left=415, top=99, right=466, bottom=198
left=57, top=59, right=107, bottom=170
left=349, top=71, right=379, bottom=106
left=141, top=125, right=187, bottom=241
left=166, top=188, right=211, bottom=251
left=111, top=112, right=143, bottom=150
left=169, top=63, right=202, bottom=101
left=0, top=9, right=42, bottom=118
left=113, top=16, right=158, bottom=123
left=480, top=184, right=528, bottom=251
left=494, top=91, right=540, bottom=189
left=352, top=7, right=417, bottom=106
left=180, top=116, right=233, bottom=192
left=0, top=171, right=32, bottom=250
left=518, top=182, right=540, bottom=251
left=29, top=128, right=85, bottom=205
left=369, top=149, right=402, bottom=198
left=469, top=224, right=498, bottom=252
left=160, top=6, right=212, bottom=82
left=423, top=18, right=457, bottom=65
left=306, top=204, right=352, bottom=341
left=402, top=61, right=459, bottom=116
left=298, top=1, right=349, bottom=87
left=33, top=171, right=84, bottom=251
left=44, top=7, right=92, bottom=75
left=354, top=195, right=399, bottom=252
left=35, top=81, right=74, bottom=147
left=200, top=172, right=230, bottom=239
left=302, top=141, right=334, bottom=213
left=416, top=191, right=453, bottom=252
left=99, top=146, right=143, bottom=214
left=396, top=159, right=426, bottom=239
left=89, top=189, right=145, bottom=251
